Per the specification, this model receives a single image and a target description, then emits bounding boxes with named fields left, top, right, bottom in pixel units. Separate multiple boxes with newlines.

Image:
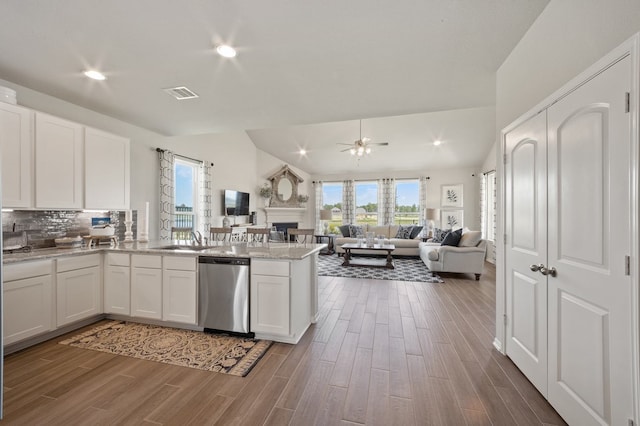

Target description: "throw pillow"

left=409, top=225, right=423, bottom=239
left=431, top=228, right=449, bottom=243
left=339, top=224, right=351, bottom=237
left=395, top=225, right=412, bottom=239
left=459, top=230, right=482, bottom=247
left=441, top=228, right=463, bottom=246
left=349, top=224, right=365, bottom=238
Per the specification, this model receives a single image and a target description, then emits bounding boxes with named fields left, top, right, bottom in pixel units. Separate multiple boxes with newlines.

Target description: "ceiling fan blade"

left=369, top=142, right=389, bottom=146
left=340, top=147, right=353, bottom=152
left=336, top=142, right=353, bottom=146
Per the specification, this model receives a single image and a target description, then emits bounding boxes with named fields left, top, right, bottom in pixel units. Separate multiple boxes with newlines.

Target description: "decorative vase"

left=222, top=215, right=231, bottom=228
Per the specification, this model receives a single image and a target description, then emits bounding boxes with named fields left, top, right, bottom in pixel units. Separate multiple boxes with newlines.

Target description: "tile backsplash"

left=2, top=210, right=137, bottom=249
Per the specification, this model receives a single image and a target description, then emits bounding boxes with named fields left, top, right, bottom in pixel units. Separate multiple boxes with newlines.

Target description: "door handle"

left=540, top=266, right=557, bottom=277
left=530, top=263, right=544, bottom=272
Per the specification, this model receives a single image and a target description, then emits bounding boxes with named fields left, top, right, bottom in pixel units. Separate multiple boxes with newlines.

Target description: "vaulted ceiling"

left=0, top=0, right=548, bottom=174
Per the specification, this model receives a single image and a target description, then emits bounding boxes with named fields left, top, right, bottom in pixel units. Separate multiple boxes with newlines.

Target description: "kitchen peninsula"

left=3, top=241, right=326, bottom=353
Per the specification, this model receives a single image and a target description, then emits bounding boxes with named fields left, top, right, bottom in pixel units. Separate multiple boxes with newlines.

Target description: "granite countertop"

left=2, top=240, right=327, bottom=264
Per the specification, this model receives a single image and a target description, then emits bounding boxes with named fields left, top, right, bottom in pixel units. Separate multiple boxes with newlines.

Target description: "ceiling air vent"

left=163, top=86, right=199, bottom=100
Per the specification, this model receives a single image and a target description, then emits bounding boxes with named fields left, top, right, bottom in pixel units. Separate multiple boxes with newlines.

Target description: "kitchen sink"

left=154, top=245, right=211, bottom=251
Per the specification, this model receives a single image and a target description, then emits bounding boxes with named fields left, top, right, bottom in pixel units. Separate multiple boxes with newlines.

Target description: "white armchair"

left=419, top=239, right=487, bottom=280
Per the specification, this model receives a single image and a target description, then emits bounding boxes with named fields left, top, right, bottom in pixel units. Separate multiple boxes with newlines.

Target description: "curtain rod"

left=483, top=169, right=496, bottom=175
left=155, top=148, right=214, bottom=166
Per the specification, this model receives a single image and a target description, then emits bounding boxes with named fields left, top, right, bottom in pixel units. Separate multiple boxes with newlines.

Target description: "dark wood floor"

left=1, top=263, right=566, bottom=425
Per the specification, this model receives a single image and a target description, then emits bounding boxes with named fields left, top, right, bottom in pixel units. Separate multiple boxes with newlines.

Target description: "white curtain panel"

left=342, top=180, right=355, bottom=224
left=199, top=161, right=213, bottom=237
left=314, top=181, right=323, bottom=233
left=480, top=173, right=487, bottom=238
left=377, top=178, right=385, bottom=225
left=158, top=150, right=175, bottom=240
left=419, top=176, right=428, bottom=226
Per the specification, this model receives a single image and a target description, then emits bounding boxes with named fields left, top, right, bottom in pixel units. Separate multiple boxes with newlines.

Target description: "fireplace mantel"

left=263, top=207, right=307, bottom=227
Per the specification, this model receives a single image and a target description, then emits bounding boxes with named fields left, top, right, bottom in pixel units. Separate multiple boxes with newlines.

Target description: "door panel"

left=505, top=111, right=548, bottom=396
left=547, top=55, right=632, bottom=426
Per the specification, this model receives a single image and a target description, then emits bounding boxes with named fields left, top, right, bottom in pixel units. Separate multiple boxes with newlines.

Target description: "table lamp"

left=320, top=209, right=332, bottom=234
left=425, top=208, right=440, bottom=238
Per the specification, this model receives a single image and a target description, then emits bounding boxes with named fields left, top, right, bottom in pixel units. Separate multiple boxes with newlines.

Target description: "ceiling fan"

left=337, top=120, right=389, bottom=157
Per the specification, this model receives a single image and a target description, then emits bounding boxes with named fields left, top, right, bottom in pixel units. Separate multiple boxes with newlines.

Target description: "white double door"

left=505, top=55, right=634, bottom=425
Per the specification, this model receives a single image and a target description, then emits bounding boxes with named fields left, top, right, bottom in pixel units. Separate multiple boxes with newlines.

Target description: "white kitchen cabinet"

left=56, top=254, right=102, bottom=327
left=0, top=102, right=32, bottom=208
left=162, top=256, right=197, bottom=324
left=104, top=253, right=131, bottom=315
left=3, top=260, right=53, bottom=345
left=250, top=257, right=312, bottom=343
left=35, top=112, right=83, bottom=209
left=131, top=254, right=162, bottom=320
left=84, top=127, right=130, bottom=210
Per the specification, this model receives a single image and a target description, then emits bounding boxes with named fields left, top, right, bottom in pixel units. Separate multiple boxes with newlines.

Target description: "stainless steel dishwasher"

left=198, top=256, right=253, bottom=336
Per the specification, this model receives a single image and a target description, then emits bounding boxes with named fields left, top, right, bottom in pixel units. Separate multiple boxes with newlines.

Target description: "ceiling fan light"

left=350, top=148, right=356, bottom=155
left=365, top=147, right=371, bottom=154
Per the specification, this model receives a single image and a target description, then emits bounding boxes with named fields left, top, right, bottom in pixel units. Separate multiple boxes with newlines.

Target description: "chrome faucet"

left=191, top=231, right=203, bottom=245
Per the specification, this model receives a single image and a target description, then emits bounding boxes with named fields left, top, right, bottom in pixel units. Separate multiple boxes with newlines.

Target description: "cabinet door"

left=56, top=266, right=101, bottom=327
left=0, top=102, right=32, bottom=208
left=104, top=265, right=131, bottom=315
left=250, top=274, right=289, bottom=336
left=131, top=267, right=162, bottom=319
left=35, top=112, right=83, bottom=209
left=4, top=275, right=53, bottom=345
left=162, top=270, right=196, bottom=324
left=85, top=127, right=130, bottom=210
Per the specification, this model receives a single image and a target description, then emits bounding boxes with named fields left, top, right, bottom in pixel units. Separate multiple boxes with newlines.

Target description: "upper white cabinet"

left=35, top=112, right=83, bottom=209
left=85, top=127, right=130, bottom=210
left=0, top=102, right=32, bottom=208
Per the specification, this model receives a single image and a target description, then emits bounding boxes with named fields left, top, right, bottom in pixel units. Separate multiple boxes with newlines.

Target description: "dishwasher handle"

left=198, top=256, right=250, bottom=266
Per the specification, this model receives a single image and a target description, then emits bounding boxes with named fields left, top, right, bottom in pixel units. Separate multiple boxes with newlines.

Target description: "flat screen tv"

left=223, top=189, right=250, bottom=216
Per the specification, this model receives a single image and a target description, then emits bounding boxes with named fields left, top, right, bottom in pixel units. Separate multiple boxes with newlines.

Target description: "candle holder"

left=123, top=220, right=134, bottom=245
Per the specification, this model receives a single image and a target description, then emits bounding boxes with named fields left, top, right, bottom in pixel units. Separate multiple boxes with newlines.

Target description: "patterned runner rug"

left=59, top=321, right=272, bottom=377
left=317, top=254, right=444, bottom=283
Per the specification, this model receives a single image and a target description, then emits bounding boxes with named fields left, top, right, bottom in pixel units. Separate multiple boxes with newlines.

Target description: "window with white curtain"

left=174, top=158, right=200, bottom=231
left=394, top=179, right=420, bottom=225
left=355, top=181, right=378, bottom=225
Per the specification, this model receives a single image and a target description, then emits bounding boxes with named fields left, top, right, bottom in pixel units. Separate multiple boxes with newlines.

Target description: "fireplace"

left=272, top=222, right=298, bottom=242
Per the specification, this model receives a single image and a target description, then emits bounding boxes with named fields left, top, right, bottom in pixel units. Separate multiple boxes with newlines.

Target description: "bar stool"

left=171, top=227, right=192, bottom=242
left=210, top=227, right=232, bottom=243
left=288, top=228, right=314, bottom=244
left=247, top=228, right=270, bottom=243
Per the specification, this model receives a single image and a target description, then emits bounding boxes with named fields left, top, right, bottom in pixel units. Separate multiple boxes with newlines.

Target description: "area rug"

left=317, top=254, right=444, bottom=283
left=59, top=321, right=272, bottom=377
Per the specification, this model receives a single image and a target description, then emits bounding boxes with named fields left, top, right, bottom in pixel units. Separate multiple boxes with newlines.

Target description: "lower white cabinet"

left=250, top=258, right=311, bottom=343
left=56, top=254, right=102, bottom=327
left=131, top=255, right=162, bottom=320
left=104, top=253, right=131, bottom=315
left=3, top=260, right=53, bottom=345
left=162, top=256, right=197, bottom=324
left=251, top=272, right=290, bottom=336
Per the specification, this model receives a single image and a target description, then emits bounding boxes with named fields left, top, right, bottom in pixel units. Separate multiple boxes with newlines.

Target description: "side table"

left=314, top=234, right=337, bottom=255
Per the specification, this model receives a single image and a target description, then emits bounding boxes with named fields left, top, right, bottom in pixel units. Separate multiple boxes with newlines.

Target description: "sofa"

left=334, top=224, right=423, bottom=257
left=419, top=229, right=487, bottom=280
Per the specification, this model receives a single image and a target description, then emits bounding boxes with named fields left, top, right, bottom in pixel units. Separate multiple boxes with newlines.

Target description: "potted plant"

left=259, top=183, right=272, bottom=207
left=297, top=194, right=309, bottom=205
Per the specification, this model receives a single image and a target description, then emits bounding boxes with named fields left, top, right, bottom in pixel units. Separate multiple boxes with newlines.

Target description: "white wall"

left=493, top=0, right=640, bottom=351
left=312, top=167, right=481, bottom=231
left=497, top=0, right=640, bottom=131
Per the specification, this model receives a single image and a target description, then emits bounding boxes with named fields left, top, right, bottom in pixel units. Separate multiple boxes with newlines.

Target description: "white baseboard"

left=493, top=337, right=504, bottom=354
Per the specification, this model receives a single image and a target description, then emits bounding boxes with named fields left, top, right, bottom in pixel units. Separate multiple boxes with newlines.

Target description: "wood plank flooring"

left=2, top=263, right=566, bottom=425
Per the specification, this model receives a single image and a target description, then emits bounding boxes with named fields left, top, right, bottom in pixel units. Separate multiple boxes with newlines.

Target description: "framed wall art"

left=441, top=209, right=464, bottom=230
left=441, top=184, right=463, bottom=208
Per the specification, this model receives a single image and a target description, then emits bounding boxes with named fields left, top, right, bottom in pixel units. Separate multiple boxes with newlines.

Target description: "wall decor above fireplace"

left=266, top=165, right=305, bottom=208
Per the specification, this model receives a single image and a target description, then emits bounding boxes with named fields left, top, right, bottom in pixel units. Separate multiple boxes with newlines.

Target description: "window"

left=174, top=158, right=199, bottom=231
left=482, top=171, right=496, bottom=242
left=394, top=179, right=420, bottom=225
left=355, top=181, right=378, bottom=225
left=321, top=182, right=343, bottom=232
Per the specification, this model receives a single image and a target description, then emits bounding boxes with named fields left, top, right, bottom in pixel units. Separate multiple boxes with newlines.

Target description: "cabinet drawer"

left=4, top=259, right=52, bottom=282
left=57, top=253, right=101, bottom=272
left=251, top=259, right=290, bottom=277
left=163, top=256, right=196, bottom=271
left=132, top=254, right=162, bottom=269
left=107, top=252, right=130, bottom=267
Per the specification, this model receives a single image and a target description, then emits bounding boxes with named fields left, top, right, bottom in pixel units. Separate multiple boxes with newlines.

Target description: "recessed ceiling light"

left=299, top=149, right=307, bottom=155
left=216, top=45, right=237, bottom=58
left=433, top=140, right=442, bottom=146
left=84, top=70, right=106, bottom=81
